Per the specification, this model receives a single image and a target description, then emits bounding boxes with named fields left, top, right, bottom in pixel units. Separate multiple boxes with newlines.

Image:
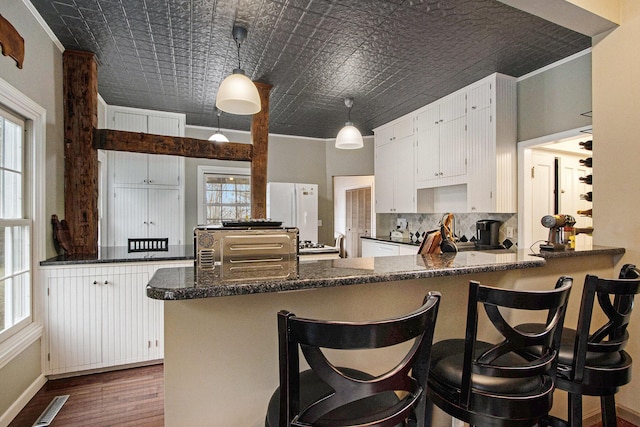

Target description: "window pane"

left=2, top=119, right=22, bottom=172
left=1, top=170, right=22, bottom=218
left=12, top=226, right=29, bottom=273
left=202, top=173, right=250, bottom=224
left=0, top=227, right=4, bottom=278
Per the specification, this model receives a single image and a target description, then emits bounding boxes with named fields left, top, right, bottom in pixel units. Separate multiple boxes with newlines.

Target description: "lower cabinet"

left=361, top=239, right=418, bottom=257
left=43, top=261, right=191, bottom=375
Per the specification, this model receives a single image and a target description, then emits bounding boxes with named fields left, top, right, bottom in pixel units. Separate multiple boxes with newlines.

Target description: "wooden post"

left=251, top=82, right=273, bottom=219
left=63, top=50, right=98, bottom=254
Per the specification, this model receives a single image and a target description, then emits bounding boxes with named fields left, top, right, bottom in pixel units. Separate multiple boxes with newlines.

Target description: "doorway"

left=333, top=176, right=375, bottom=258
left=518, top=127, right=593, bottom=249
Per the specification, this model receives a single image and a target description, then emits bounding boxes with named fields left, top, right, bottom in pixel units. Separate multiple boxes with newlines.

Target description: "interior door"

left=531, top=151, right=556, bottom=245
left=346, top=187, right=371, bottom=258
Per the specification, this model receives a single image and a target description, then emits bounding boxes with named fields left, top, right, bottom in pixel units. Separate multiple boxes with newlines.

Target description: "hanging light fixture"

left=208, top=108, right=229, bottom=143
left=335, top=97, right=363, bottom=149
left=215, top=24, right=261, bottom=115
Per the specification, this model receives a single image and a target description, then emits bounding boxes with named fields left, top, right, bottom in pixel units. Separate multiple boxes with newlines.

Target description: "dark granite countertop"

left=362, top=235, right=420, bottom=246
left=40, top=245, right=195, bottom=266
left=147, top=250, right=546, bottom=300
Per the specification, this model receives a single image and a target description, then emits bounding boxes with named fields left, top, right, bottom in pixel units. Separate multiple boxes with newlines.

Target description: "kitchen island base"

left=162, top=254, right=618, bottom=426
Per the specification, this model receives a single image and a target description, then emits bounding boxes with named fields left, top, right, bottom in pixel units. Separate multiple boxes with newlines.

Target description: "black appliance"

left=475, top=220, right=502, bottom=249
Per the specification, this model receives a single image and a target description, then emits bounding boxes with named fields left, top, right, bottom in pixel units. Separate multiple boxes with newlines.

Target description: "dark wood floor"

left=8, top=364, right=639, bottom=427
left=9, top=364, right=163, bottom=427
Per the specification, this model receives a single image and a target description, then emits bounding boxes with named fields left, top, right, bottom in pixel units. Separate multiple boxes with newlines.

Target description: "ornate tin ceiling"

left=30, top=0, right=590, bottom=138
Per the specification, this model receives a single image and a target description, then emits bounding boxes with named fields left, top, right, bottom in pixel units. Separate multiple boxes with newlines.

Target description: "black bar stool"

left=426, top=277, right=573, bottom=427
left=265, top=292, right=441, bottom=427
left=518, top=264, right=640, bottom=426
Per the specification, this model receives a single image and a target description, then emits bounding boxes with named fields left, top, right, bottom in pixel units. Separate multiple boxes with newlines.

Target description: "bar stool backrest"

left=277, top=292, right=441, bottom=427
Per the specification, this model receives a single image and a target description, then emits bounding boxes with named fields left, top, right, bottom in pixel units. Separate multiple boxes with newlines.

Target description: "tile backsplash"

left=377, top=212, right=518, bottom=246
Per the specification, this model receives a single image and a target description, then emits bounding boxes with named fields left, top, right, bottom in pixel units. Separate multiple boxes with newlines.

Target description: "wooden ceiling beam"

left=94, top=129, right=253, bottom=161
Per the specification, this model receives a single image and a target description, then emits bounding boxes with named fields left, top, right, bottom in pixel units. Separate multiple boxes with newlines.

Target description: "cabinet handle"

left=93, top=280, right=98, bottom=285
left=103, top=280, right=109, bottom=285
left=148, top=341, right=151, bottom=349
left=143, top=179, right=147, bottom=183
left=472, top=106, right=477, bottom=109
left=148, top=180, right=153, bottom=183
left=439, top=172, right=443, bottom=176
left=144, top=221, right=148, bottom=225
left=149, top=221, right=155, bottom=225
left=434, top=173, right=439, bottom=177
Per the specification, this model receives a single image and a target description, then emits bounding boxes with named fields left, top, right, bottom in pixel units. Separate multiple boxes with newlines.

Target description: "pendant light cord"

left=235, top=37, right=242, bottom=70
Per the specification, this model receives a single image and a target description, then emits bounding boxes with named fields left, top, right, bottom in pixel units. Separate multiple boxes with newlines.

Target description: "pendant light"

left=215, top=25, right=261, bottom=115
left=208, top=108, right=229, bottom=143
left=335, top=97, right=363, bottom=149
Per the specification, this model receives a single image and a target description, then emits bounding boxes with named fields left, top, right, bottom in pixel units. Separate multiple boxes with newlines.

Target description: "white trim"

left=0, top=322, right=43, bottom=371
left=21, top=0, right=65, bottom=53
left=517, top=126, right=591, bottom=248
left=517, top=48, right=592, bottom=82
left=0, top=373, right=47, bottom=427
left=196, top=165, right=251, bottom=224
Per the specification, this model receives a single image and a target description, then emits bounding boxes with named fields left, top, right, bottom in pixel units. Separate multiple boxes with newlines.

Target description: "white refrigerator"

left=267, top=182, right=318, bottom=242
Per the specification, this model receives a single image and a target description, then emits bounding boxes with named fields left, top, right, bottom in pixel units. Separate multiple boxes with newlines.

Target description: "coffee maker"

left=540, top=214, right=576, bottom=251
left=475, top=220, right=502, bottom=249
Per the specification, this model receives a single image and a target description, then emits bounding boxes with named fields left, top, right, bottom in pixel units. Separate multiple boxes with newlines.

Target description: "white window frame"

left=196, top=165, right=250, bottom=225
left=0, top=76, right=46, bottom=367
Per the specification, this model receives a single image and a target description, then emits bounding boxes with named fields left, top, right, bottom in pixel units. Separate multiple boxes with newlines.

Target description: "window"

left=0, top=106, right=30, bottom=342
left=197, top=165, right=251, bottom=225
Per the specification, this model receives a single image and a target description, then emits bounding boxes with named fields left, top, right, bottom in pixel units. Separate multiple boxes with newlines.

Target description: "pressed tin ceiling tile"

left=30, top=0, right=591, bottom=138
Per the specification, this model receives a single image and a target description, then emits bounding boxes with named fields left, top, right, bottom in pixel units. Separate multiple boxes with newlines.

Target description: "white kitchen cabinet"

left=104, top=105, right=186, bottom=247
left=361, top=238, right=417, bottom=257
left=466, top=74, right=517, bottom=213
left=44, top=261, right=191, bottom=376
left=374, top=114, right=415, bottom=147
left=374, top=135, right=415, bottom=213
left=416, top=89, right=467, bottom=188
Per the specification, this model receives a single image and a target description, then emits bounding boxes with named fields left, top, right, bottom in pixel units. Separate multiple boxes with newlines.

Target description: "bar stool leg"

left=568, top=393, right=583, bottom=427
left=600, top=395, right=617, bottom=427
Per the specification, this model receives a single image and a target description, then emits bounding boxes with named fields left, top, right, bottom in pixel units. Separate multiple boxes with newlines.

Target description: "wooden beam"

left=251, top=82, right=273, bottom=219
left=63, top=50, right=98, bottom=254
left=94, top=129, right=253, bottom=161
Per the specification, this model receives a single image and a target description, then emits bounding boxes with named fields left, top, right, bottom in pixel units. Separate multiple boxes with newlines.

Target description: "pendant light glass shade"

left=209, top=108, right=230, bottom=142
left=335, top=121, right=363, bottom=149
left=208, top=132, right=229, bottom=143
left=335, top=97, right=363, bottom=149
left=215, top=25, right=261, bottom=115
left=216, top=70, right=261, bottom=115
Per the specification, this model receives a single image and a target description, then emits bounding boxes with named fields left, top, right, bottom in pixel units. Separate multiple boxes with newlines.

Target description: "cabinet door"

left=398, top=244, right=418, bottom=256
left=393, top=135, right=416, bottom=213
left=439, top=116, right=467, bottom=179
left=148, top=188, right=183, bottom=245
left=468, top=81, right=492, bottom=111
left=394, top=115, right=414, bottom=140
left=113, top=188, right=149, bottom=246
left=113, top=111, right=148, bottom=132
left=147, top=154, right=181, bottom=186
left=375, top=142, right=396, bottom=213
left=375, top=124, right=395, bottom=147
left=439, top=91, right=467, bottom=122
left=148, top=115, right=181, bottom=137
left=101, top=272, right=149, bottom=366
left=111, top=151, right=149, bottom=185
left=416, top=106, right=441, bottom=182
left=48, top=274, right=102, bottom=373
left=466, top=107, right=494, bottom=212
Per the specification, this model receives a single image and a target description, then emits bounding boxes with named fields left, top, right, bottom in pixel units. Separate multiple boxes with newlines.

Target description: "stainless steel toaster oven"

left=194, top=225, right=299, bottom=281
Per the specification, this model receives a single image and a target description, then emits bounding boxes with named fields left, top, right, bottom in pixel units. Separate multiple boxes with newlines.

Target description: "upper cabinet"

left=374, top=73, right=517, bottom=214
left=102, top=106, right=186, bottom=247
left=375, top=115, right=414, bottom=147
left=374, top=114, right=416, bottom=213
left=416, top=91, right=467, bottom=186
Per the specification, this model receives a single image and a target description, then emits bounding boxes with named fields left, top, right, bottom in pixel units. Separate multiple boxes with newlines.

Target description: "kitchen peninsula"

left=147, top=246, right=623, bottom=426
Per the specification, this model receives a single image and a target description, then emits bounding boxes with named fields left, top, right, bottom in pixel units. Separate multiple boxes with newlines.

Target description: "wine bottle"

left=579, top=174, right=593, bottom=184
left=579, top=157, right=593, bottom=167
left=580, top=192, right=593, bottom=201
left=577, top=208, right=592, bottom=217
left=579, top=140, right=593, bottom=150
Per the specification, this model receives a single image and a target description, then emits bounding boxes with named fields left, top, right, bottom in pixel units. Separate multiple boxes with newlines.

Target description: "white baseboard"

left=0, top=373, right=47, bottom=427
left=619, top=405, right=640, bottom=426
